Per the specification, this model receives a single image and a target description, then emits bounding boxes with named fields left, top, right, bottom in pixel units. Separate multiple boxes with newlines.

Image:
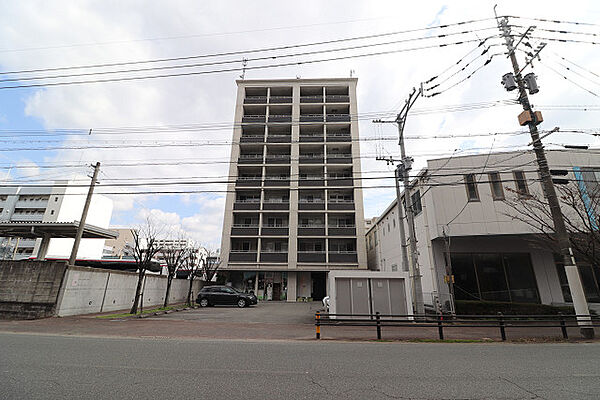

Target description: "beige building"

left=366, top=150, right=600, bottom=311
left=103, top=228, right=134, bottom=258
left=219, top=78, right=368, bottom=301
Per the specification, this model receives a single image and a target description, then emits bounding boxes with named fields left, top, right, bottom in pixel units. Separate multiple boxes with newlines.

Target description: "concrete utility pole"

left=374, top=87, right=425, bottom=315
left=497, top=15, right=594, bottom=338
left=68, top=162, right=100, bottom=267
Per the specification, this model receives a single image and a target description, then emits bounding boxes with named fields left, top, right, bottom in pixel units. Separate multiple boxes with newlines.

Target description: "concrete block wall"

left=0, top=260, right=67, bottom=319
left=56, top=266, right=202, bottom=316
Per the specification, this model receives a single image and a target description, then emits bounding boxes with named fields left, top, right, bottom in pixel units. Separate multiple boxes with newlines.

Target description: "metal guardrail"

left=315, top=312, right=600, bottom=341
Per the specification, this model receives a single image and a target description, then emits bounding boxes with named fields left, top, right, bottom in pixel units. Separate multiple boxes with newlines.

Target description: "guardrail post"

left=437, top=314, right=444, bottom=340
left=376, top=312, right=382, bottom=340
left=559, top=312, right=568, bottom=339
left=315, top=311, right=321, bottom=340
left=498, top=312, right=506, bottom=341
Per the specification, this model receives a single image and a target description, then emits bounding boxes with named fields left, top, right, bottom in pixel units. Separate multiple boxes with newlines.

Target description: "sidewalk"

left=1, top=304, right=598, bottom=342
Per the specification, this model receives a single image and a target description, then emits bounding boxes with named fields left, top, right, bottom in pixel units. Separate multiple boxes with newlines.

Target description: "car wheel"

left=199, top=298, right=209, bottom=307
left=237, top=298, right=247, bottom=308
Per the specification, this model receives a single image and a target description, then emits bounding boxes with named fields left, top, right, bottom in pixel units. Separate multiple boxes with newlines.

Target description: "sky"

left=0, top=1, right=598, bottom=248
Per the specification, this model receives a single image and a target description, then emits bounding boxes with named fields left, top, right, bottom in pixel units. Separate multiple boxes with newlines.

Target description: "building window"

left=464, top=174, right=479, bottom=201
left=391, top=263, right=398, bottom=272
left=488, top=172, right=505, bottom=200
left=451, top=252, right=540, bottom=303
left=392, top=218, right=396, bottom=228
left=54, top=197, right=59, bottom=202
left=50, top=210, right=55, bottom=215
left=513, top=170, right=529, bottom=196
left=411, top=190, right=422, bottom=215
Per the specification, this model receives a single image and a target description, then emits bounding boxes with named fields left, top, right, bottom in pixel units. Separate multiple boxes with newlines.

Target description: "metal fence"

left=315, top=311, right=600, bottom=341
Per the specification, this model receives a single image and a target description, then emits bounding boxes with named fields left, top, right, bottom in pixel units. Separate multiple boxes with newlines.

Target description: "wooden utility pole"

left=68, top=162, right=100, bottom=267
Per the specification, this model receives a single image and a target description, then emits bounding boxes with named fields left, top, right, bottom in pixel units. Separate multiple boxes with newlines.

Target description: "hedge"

left=455, top=300, right=577, bottom=315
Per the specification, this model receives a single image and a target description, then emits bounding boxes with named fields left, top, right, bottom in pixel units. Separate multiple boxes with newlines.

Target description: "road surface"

left=1, top=332, right=599, bottom=399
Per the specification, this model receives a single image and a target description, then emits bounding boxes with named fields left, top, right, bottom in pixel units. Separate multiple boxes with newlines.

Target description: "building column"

left=36, top=233, right=51, bottom=260
left=254, top=271, right=259, bottom=294
left=287, top=271, right=297, bottom=302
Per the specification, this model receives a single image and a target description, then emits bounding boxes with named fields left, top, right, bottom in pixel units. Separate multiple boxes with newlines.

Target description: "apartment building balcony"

left=300, top=114, right=324, bottom=123
left=299, top=199, right=325, bottom=210
left=231, top=224, right=259, bottom=236
left=268, top=114, right=292, bottom=123
left=297, top=251, right=326, bottom=263
left=327, top=153, right=352, bottom=164
left=233, top=200, right=261, bottom=210
left=299, top=132, right=324, bottom=142
left=244, top=96, right=267, bottom=104
left=327, top=199, right=354, bottom=210
left=12, top=214, right=44, bottom=222
left=229, top=251, right=258, bottom=262
left=265, top=154, right=291, bottom=164
left=238, top=154, right=263, bottom=164
left=299, top=154, right=324, bottom=164
left=262, top=200, right=289, bottom=210
left=242, top=115, right=266, bottom=123
left=300, top=95, right=324, bottom=103
left=261, top=224, right=289, bottom=236
left=15, top=199, right=49, bottom=208
left=298, top=224, right=326, bottom=236
left=327, top=175, right=353, bottom=186
left=328, top=225, right=356, bottom=236
left=326, top=132, right=351, bottom=142
left=264, top=175, right=290, bottom=186
left=240, top=134, right=265, bottom=143
left=259, top=251, right=288, bottom=262
left=267, top=134, right=291, bottom=143
left=269, top=95, right=292, bottom=104
left=328, top=251, right=358, bottom=263
left=326, top=114, right=351, bottom=122
left=236, top=175, right=262, bottom=187
left=298, top=175, right=325, bottom=186
left=325, top=95, right=350, bottom=103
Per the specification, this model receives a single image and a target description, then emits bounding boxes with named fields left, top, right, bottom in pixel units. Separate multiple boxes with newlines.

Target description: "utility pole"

left=374, top=87, right=425, bottom=315
left=68, top=162, right=100, bottom=267
left=497, top=15, right=594, bottom=338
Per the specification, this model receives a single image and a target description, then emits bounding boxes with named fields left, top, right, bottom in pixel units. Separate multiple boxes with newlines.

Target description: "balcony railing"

left=231, top=224, right=259, bottom=235
left=328, top=251, right=358, bottom=263
left=326, top=133, right=351, bottom=142
left=327, top=153, right=353, bottom=164
left=300, top=114, right=324, bottom=122
left=259, top=252, right=288, bottom=262
left=325, top=95, right=350, bottom=103
left=299, top=133, right=324, bottom=142
left=299, top=199, right=325, bottom=209
left=269, top=96, right=292, bottom=103
left=233, top=199, right=261, bottom=210
left=298, top=225, right=326, bottom=236
left=229, top=251, right=258, bottom=262
left=299, top=154, right=324, bottom=164
left=261, top=225, right=289, bottom=236
left=264, top=176, right=290, bottom=186
left=263, top=200, right=289, bottom=210
left=300, top=96, right=323, bottom=103
left=327, top=175, right=353, bottom=186
left=327, top=199, right=355, bottom=210
left=266, top=154, right=291, bottom=164
left=236, top=176, right=262, bottom=186
left=298, top=175, right=325, bottom=186
left=297, top=251, right=326, bottom=262
left=244, top=96, right=267, bottom=104
left=267, top=134, right=291, bottom=143
left=326, top=114, right=351, bottom=122
left=242, top=115, right=266, bottom=123
left=268, top=114, right=292, bottom=123
left=240, top=135, right=265, bottom=143
left=238, top=154, right=263, bottom=164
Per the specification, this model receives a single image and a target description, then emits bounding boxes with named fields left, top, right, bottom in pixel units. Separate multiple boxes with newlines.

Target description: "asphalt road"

left=1, top=333, right=599, bottom=400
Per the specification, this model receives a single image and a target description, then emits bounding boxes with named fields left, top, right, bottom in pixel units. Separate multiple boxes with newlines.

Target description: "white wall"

left=45, top=187, right=113, bottom=260
left=56, top=266, right=202, bottom=316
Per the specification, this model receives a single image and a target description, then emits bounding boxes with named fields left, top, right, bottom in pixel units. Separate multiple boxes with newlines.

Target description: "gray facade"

left=220, top=78, right=368, bottom=301
left=366, top=150, right=600, bottom=310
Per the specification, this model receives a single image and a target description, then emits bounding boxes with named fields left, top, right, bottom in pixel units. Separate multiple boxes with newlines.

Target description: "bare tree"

left=184, top=247, right=200, bottom=306
left=161, top=236, right=188, bottom=308
left=130, top=218, right=163, bottom=314
left=503, top=181, right=600, bottom=267
left=199, top=248, right=221, bottom=283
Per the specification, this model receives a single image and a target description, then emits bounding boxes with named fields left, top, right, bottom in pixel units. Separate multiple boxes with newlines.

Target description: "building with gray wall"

left=366, top=150, right=600, bottom=311
left=219, top=78, right=368, bottom=302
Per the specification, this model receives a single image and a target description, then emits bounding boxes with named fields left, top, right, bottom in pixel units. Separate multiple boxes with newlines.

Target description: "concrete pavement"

left=1, top=332, right=599, bottom=399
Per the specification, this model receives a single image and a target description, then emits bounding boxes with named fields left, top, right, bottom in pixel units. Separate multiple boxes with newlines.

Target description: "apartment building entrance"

left=311, top=272, right=327, bottom=301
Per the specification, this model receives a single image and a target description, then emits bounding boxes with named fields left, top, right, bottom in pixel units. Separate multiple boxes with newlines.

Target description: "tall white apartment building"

left=0, top=180, right=113, bottom=260
left=219, top=78, right=368, bottom=302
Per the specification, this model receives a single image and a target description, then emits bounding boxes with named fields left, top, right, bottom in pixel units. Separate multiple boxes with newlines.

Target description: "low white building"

left=366, top=150, right=600, bottom=311
left=0, top=180, right=113, bottom=260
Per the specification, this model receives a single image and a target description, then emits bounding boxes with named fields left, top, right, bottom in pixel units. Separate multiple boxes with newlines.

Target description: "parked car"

left=196, top=285, right=258, bottom=308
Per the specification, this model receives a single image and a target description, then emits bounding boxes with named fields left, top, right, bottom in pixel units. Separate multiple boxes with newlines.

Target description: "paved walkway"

left=0, top=301, right=598, bottom=342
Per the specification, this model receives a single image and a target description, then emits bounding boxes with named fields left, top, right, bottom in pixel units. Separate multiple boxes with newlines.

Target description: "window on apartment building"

left=55, top=197, right=58, bottom=202
left=393, top=218, right=396, bottom=228
left=488, top=172, right=505, bottom=200
left=391, top=264, right=398, bottom=272
left=513, top=170, right=529, bottom=196
left=556, top=257, right=600, bottom=303
left=464, top=173, right=479, bottom=201
left=411, top=190, right=422, bottom=215
left=50, top=210, right=54, bottom=215
left=451, top=252, right=539, bottom=303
